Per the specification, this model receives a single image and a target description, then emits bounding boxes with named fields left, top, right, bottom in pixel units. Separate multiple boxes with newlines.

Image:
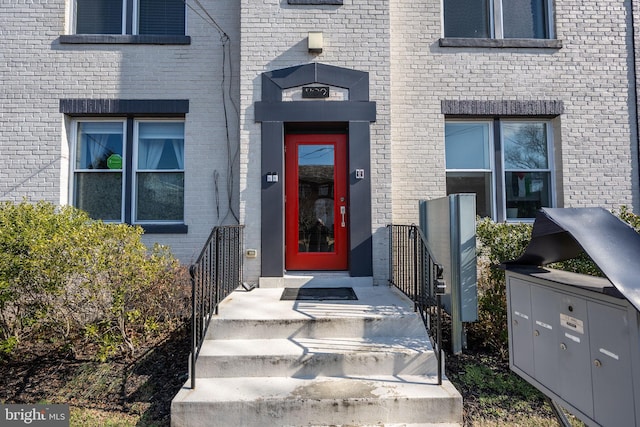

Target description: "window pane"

left=444, top=0, right=490, bottom=38
left=76, top=122, right=124, bottom=170
left=503, top=122, right=548, bottom=170
left=138, top=0, right=185, bottom=35
left=298, top=145, right=335, bottom=253
left=503, top=0, right=548, bottom=39
left=75, top=172, right=122, bottom=221
left=75, top=0, right=123, bottom=34
left=445, top=123, right=491, bottom=169
left=136, top=172, right=184, bottom=221
left=505, top=172, right=551, bottom=219
left=446, top=171, right=493, bottom=218
left=137, top=123, right=184, bottom=170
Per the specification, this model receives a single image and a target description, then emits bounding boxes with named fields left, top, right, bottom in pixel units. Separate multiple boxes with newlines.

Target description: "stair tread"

left=215, top=286, right=416, bottom=320
left=174, top=375, right=460, bottom=403
left=199, top=336, right=433, bottom=357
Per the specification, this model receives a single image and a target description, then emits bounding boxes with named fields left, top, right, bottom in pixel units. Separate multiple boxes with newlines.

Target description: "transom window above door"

left=445, top=120, right=555, bottom=221
left=443, top=0, right=554, bottom=39
left=73, top=0, right=186, bottom=35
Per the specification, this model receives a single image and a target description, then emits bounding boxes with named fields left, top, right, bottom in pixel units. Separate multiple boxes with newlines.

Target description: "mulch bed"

left=0, top=326, right=190, bottom=426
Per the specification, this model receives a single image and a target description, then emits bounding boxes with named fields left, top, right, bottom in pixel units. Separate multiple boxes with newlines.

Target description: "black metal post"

left=190, top=264, right=197, bottom=390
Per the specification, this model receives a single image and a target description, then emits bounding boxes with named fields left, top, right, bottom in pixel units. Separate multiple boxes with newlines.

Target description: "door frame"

left=255, top=63, right=376, bottom=278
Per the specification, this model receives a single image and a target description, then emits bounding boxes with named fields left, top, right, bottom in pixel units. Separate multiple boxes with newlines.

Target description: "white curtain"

left=138, top=122, right=184, bottom=169
left=79, top=122, right=121, bottom=169
left=88, top=134, right=109, bottom=168
left=138, top=139, right=164, bottom=170
left=172, top=139, right=184, bottom=169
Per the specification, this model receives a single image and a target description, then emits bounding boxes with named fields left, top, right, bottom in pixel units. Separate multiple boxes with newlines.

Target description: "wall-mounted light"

left=308, top=31, right=323, bottom=54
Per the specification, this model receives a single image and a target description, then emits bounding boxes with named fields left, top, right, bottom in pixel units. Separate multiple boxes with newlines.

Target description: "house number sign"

left=302, top=86, right=330, bottom=98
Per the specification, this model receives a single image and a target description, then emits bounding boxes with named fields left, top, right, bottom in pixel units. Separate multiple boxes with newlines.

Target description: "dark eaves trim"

left=60, top=99, right=189, bottom=116
left=442, top=100, right=564, bottom=117
left=287, top=0, right=343, bottom=4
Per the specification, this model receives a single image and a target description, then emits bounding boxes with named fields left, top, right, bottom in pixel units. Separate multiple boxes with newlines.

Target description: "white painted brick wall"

left=0, top=0, right=241, bottom=263
left=239, top=0, right=392, bottom=284
left=390, top=0, right=639, bottom=225
left=3, top=0, right=639, bottom=283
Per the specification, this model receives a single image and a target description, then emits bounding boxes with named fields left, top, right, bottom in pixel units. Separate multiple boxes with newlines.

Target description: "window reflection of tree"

left=503, top=123, right=547, bottom=169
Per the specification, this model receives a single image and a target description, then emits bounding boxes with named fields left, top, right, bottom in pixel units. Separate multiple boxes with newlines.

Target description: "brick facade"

left=1, top=0, right=241, bottom=262
left=1, top=0, right=639, bottom=284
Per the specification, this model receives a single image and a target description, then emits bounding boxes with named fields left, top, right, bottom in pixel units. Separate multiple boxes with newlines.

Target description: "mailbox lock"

left=560, top=343, right=567, bottom=350
left=513, top=319, right=519, bottom=326
left=534, top=330, right=540, bottom=336
left=594, top=359, right=602, bottom=368
left=568, top=305, right=574, bottom=312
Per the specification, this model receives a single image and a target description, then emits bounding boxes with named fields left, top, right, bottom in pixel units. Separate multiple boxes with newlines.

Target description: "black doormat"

left=280, top=287, right=358, bottom=301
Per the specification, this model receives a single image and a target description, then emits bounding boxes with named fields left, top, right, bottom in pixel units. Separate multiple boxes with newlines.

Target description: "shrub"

left=471, top=208, right=640, bottom=357
left=0, top=200, right=190, bottom=361
left=470, top=218, right=532, bottom=357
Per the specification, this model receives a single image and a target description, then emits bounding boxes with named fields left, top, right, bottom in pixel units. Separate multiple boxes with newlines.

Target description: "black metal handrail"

left=190, top=225, right=244, bottom=389
left=388, top=224, right=445, bottom=385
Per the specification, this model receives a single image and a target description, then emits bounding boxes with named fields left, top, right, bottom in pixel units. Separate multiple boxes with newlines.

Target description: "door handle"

left=340, top=206, right=346, bottom=227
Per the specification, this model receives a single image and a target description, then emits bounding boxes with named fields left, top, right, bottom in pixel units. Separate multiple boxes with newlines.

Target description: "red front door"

left=285, top=134, right=348, bottom=270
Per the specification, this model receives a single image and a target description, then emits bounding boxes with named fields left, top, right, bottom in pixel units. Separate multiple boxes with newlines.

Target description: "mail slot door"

left=557, top=292, right=592, bottom=418
left=587, top=301, right=635, bottom=426
left=508, top=277, right=534, bottom=377
left=530, top=284, right=559, bottom=394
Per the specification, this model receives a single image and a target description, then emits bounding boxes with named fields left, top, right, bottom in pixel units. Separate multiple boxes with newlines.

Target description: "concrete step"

left=171, top=375, right=463, bottom=427
left=206, top=286, right=427, bottom=340
left=206, top=315, right=428, bottom=340
left=196, top=336, right=438, bottom=378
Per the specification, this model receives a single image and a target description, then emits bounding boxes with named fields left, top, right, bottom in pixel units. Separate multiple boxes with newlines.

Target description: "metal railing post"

left=389, top=224, right=446, bottom=387
left=412, top=225, right=419, bottom=312
left=190, top=264, right=197, bottom=390
left=435, top=264, right=445, bottom=386
left=188, top=225, right=244, bottom=389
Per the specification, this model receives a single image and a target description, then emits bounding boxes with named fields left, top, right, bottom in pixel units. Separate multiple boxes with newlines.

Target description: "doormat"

left=280, top=287, right=358, bottom=301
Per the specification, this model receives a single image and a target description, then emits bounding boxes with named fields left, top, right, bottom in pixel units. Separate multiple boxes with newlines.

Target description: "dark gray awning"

left=506, top=207, right=640, bottom=311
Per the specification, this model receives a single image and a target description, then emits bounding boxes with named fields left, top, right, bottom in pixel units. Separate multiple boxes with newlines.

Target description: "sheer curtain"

left=78, top=122, right=122, bottom=169
left=172, top=139, right=184, bottom=169
left=138, top=122, right=184, bottom=169
left=138, top=139, right=164, bottom=170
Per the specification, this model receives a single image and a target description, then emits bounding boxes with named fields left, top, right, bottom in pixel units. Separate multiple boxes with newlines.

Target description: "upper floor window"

left=445, top=120, right=554, bottom=221
left=444, top=0, right=552, bottom=39
left=74, top=0, right=186, bottom=35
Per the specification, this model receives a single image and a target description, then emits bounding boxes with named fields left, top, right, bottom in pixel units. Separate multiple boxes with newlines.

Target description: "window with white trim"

left=443, top=0, right=553, bottom=39
left=74, top=0, right=186, bottom=35
left=445, top=119, right=554, bottom=220
left=72, top=119, right=185, bottom=224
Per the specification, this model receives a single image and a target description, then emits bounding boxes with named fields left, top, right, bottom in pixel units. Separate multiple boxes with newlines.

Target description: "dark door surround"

left=255, top=63, right=376, bottom=278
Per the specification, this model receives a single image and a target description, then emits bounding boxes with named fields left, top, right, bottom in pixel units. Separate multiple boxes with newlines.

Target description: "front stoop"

left=171, top=284, right=463, bottom=427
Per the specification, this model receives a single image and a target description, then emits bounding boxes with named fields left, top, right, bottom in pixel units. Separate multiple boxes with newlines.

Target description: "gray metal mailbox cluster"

left=504, top=208, right=640, bottom=427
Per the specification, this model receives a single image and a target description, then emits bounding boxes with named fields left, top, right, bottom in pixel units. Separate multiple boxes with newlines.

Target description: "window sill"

left=439, top=38, right=562, bottom=49
left=59, top=34, right=191, bottom=45
left=140, top=224, right=188, bottom=234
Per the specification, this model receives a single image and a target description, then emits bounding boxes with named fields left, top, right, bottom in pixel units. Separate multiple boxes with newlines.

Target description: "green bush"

left=0, top=200, right=189, bottom=361
left=471, top=208, right=640, bottom=357
left=470, top=218, right=532, bottom=357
